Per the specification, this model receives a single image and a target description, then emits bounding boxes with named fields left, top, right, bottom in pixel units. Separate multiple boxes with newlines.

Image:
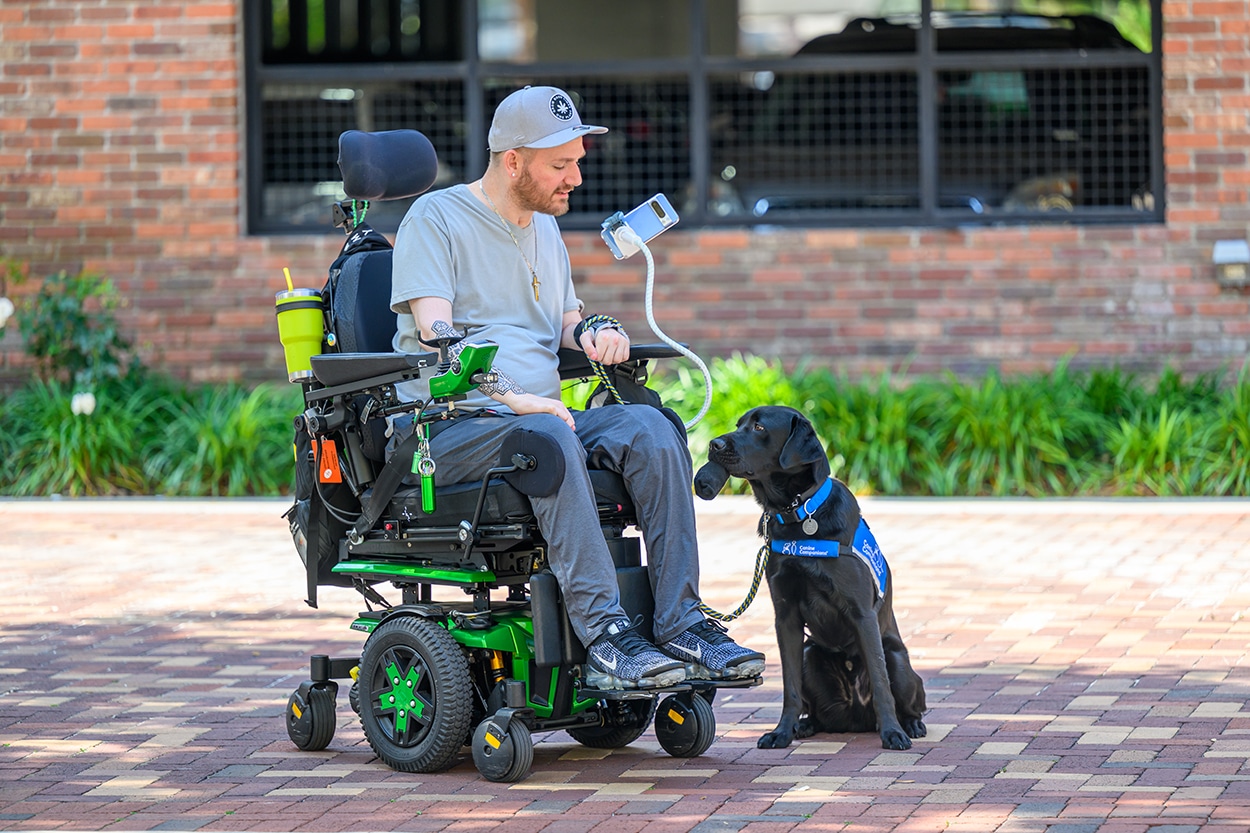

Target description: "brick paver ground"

left=1, top=497, right=1248, bottom=832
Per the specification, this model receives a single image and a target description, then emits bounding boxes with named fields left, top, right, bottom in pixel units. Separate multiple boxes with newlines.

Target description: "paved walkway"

left=1, top=497, right=1248, bottom=832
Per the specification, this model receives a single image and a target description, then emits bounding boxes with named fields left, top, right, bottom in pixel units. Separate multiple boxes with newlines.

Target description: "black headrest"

left=338, top=130, right=439, bottom=201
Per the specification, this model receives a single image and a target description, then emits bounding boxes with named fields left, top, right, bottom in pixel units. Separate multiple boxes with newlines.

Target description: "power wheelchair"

left=280, top=129, right=759, bottom=783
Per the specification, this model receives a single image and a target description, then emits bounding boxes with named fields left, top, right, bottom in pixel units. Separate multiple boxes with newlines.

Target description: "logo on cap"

left=550, top=94, right=574, bottom=121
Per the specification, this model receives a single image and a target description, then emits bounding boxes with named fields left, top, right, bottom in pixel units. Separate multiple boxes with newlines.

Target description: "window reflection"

left=709, top=0, right=922, bottom=58
left=249, top=0, right=1159, bottom=231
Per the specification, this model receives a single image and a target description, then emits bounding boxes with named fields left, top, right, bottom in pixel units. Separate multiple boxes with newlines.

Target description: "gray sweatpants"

left=393, top=405, right=705, bottom=648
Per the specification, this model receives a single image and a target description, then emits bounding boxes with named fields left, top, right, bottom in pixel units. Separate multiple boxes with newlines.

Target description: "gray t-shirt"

left=390, top=183, right=583, bottom=413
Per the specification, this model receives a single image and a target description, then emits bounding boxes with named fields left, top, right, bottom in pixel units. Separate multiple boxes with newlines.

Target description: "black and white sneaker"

left=662, top=618, right=766, bottom=680
left=585, top=617, right=687, bottom=690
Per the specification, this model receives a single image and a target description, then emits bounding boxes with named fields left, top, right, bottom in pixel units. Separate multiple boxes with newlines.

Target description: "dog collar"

left=773, top=476, right=834, bottom=527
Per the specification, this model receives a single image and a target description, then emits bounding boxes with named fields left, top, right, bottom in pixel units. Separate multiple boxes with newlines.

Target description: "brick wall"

left=1, top=2, right=1247, bottom=389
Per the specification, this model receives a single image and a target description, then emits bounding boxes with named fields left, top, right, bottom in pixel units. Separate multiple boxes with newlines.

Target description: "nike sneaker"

left=661, top=618, right=766, bottom=680
left=585, top=617, right=686, bottom=690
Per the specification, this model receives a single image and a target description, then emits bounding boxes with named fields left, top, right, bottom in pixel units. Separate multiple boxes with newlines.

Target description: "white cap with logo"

left=487, top=85, right=608, bottom=153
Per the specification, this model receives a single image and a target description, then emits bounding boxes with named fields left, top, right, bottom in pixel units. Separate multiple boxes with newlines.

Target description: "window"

left=243, top=0, right=1162, bottom=233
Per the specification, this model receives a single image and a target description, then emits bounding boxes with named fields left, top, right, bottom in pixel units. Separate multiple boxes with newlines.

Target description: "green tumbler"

left=275, top=288, right=324, bottom=383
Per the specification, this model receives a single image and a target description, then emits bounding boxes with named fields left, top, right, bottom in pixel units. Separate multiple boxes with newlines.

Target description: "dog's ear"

left=778, top=413, right=827, bottom=472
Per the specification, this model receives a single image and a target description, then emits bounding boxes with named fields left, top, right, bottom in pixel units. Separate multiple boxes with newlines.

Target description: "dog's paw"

left=903, top=717, right=927, bottom=739
left=693, top=461, right=730, bottom=501
left=757, top=729, right=795, bottom=749
left=794, top=717, right=818, bottom=740
left=881, top=727, right=913, bottom=750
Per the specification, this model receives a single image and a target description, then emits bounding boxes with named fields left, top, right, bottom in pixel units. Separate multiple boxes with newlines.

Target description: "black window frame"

left=242, top=0, right=1165, bottom=234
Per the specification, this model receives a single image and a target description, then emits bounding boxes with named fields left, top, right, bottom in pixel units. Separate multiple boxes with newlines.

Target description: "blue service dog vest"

left=770, top=515, right=889, bottom=602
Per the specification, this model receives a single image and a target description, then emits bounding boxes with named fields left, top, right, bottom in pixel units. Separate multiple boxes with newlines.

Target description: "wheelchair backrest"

left=325, top=227, right=397, bottom=354
left=324, top=129, right=439, bottom=356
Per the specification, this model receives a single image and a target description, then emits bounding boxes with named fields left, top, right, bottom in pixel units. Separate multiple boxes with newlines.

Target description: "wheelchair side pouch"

left=499, top=429, right=565, bottom=498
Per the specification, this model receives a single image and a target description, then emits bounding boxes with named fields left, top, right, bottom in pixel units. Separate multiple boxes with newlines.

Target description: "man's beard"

left=514, top=165, right=571, bottom=217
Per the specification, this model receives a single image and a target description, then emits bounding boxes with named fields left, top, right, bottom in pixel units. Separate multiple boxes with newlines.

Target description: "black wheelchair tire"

left=472, top=717, right=534, bottom=783
left=655, top=692, right=716, bottom=758
left=286, top=683, right=337, bottom=752
left=357, top=616, right=472, bottom=773
left=348, top=679, right=361, bottom=716
left=566, top=697, right=657, bottom=749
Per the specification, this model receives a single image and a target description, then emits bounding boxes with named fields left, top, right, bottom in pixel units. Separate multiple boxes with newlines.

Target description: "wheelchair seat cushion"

left=386, top=469, right=635, bottom=528
left=587, top=469, right=633, bottom=516
left=389, top=477, right=533, bottom=526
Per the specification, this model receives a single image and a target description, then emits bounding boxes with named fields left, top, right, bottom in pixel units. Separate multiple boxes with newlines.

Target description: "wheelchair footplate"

left=576, top=674, right=762, bottom=702
left=575, top=675, right=762, bottom=761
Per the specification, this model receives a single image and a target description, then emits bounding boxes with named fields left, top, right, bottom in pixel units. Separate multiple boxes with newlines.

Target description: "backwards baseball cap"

left=487, top=85, right=608, bottom=153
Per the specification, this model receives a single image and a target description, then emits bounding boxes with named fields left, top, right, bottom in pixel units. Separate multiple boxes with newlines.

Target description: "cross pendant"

left=532, top=275, right=540, bottom=301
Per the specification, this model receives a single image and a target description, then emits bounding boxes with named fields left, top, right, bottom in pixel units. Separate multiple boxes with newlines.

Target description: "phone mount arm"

left=610, top=225, right=713, bottom=430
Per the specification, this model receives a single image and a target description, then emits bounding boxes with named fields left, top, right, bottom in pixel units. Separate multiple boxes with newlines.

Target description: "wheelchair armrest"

left=557, top=343, right=685, bottom=381
left=310, top=351, right=438, bottom=388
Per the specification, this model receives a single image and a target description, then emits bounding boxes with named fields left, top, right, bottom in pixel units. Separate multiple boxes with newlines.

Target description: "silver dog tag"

left=802, top=517, right=819, bottom=536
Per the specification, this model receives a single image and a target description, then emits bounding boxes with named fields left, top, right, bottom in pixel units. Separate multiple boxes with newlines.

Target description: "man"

left=389, top=85, right=764, bottom=690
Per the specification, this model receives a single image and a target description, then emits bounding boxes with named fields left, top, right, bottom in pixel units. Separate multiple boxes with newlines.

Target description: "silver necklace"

left=479, top=181, right=541, bottom=301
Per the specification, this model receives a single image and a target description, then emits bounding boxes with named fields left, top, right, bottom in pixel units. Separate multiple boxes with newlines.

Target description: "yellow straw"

left=283, top=267, right=294, bottom=291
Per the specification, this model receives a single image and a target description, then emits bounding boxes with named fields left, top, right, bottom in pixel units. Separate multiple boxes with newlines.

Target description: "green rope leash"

left=580, top=314, right=627, bottom=404
left=698, top=543, right=769, bottom=622
left=578, top=312, right=766, bottom=621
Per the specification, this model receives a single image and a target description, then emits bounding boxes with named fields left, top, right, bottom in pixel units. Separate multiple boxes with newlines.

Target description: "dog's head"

left=698, top=406, right=831, bottom=510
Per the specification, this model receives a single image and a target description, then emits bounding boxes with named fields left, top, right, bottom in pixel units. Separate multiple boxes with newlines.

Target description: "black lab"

left=694, top=406, right=926, bottom=750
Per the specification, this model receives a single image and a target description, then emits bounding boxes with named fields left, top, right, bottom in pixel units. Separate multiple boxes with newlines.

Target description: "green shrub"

left=144, top=382, right=302, bottom=496
left=3, top=352, right=1248, bottom=498
left=3, top=376, right=171, bottom=496
left=16, top=269, right=136, bottom=388
left=0, top=374, right=302, bottom=498
left=651, top=355, right=1250, bottom=498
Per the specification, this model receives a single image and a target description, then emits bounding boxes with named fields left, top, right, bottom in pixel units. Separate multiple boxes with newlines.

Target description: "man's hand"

left=504, top=392, right=577, bottom=431
left=580, top=326, right=630, bottom=366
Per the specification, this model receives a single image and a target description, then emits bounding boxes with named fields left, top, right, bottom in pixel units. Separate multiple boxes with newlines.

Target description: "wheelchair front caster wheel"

left=655, top=692, right=715, bottom=758
left=286, top=681, right=338, bottom=751
left=472, top=717, right=533, bottom=783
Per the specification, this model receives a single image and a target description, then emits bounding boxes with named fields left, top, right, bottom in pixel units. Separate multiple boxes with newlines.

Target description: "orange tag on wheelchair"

left=318, top=439, right=343, bottom=483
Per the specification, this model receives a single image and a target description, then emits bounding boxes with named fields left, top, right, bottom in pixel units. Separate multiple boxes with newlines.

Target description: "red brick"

left=105, top=23, right=157, bottom=39
left=3, top=25, right=52, bottom=41
left=1194, top=76, right=1246, bottom=91
left=80, top=5, right=130, bottom=22
left=5, top=62, right=52, bottom=77
left=1168, top=20, right=1218, bottom=34
left=186, top=3, right=237, bottom=18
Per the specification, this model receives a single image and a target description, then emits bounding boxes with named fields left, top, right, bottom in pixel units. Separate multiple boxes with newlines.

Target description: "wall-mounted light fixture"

left=1213, top=239, right=1250, bottom=288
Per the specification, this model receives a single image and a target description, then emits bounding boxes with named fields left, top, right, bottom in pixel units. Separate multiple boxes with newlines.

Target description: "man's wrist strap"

left=574, top=314, right=626, bottom=347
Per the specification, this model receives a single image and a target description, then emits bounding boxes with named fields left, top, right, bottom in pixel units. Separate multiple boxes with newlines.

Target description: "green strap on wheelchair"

left=410, top=420, right=437, bottom=514
left=350, top=427, right=428, bottom=544
left=698, top=543, right=769, bottom=622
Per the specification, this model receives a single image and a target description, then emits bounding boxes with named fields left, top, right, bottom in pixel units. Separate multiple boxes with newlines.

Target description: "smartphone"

left=601, top=193, right=680, bottom=260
